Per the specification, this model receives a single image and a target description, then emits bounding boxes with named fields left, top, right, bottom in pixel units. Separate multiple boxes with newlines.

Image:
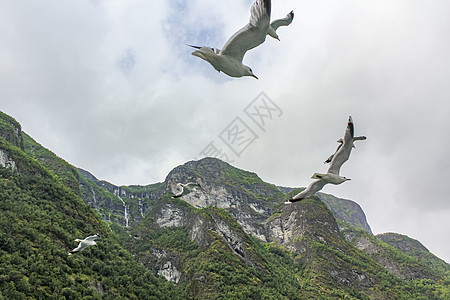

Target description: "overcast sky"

left=1, top=0, right=449, bottom=263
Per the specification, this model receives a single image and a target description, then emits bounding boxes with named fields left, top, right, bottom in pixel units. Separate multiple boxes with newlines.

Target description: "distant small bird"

left=188, top=0, right=271, bottom=79
left=68, top=234, right=100, bottom=255
left=288, top=116, right=365, bottom=203
left=172, top=183, right=205, bottom=198
left=267, top=10, right=294, bottom=40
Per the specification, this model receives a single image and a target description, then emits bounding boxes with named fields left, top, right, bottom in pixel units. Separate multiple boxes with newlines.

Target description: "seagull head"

left=244, top=66, right=258, bottom=79
left=268, top=32, right=280, bottom=41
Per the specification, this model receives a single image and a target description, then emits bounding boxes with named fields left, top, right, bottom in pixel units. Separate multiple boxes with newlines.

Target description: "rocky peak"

left=162, top=157, right=284, bottom=241
left=318, top=193, right=373, bottom=234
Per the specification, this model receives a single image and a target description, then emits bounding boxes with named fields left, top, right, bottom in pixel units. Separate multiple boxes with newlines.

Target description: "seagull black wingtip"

left=263, top=0, right=271, bottom=18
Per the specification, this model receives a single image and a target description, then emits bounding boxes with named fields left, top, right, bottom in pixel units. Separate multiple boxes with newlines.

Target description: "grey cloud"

left=1, top=0, right=449, bottom=263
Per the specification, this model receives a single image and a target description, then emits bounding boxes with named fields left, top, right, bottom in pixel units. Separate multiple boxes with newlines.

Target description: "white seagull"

left=172, top=182, right=205, bottom=198
left=68, top=234, right=100, bottom=255
left=188, top=0, right=271, bottom=79
left=288, top=116, right=365, bottom=203
left=267, top=10, right=294, bottom=40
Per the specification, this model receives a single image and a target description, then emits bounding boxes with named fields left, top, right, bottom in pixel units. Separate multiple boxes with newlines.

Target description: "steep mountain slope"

left=377, top=233, right=450, bottom=280
left=0, top=112, right=185, bottom=299
left=2, top=110, right=449, bottom=299
left=86, top=160, right=450, bottom=299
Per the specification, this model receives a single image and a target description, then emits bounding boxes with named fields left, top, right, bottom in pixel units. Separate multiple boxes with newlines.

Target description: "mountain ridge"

left=1, top=110, right=449, bottom=299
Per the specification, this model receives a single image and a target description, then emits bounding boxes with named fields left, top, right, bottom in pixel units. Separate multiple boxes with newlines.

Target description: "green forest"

left=1, top=111, right=449, bottom=299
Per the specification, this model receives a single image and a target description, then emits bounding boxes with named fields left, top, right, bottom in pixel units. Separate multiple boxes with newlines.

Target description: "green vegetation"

left=129, top=206, right=305, bottom=299
left=0, top=126, right=186, bottom=299
left=0, top=111, right=22, bottom=148
left=22, top=132, right=81, bottom=195
left=1, top=110, right=449, bottom=299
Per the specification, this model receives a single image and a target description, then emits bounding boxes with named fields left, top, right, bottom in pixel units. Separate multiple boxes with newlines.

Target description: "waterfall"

left=138, top=199, right=144, bottom=217
left=91, top=187, right=97, bottom=210
left=115, top=188, right=129, bottom=227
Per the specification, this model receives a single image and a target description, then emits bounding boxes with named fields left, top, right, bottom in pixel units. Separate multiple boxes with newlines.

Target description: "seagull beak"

left=186, top=44, right=202, bottom=49
left=252, top=74, right=259, bottom=80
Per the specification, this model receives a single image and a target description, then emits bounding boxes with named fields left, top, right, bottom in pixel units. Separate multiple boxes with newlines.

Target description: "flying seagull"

left=68, top=234, right=100, bottom=255
left=267, top=10, right=294, bottom=40
left=172, top=182, right=205, bottom=198
left=288, top=116, right=365, bottom=203
left=188, top=0, right=271, bottom=79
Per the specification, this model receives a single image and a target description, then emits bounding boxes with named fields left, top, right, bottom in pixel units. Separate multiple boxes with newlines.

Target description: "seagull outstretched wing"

left=220, top=0, right=271, bottom=62
left=270, top=10, right=294, bottom=31
left=289, top=179, right=327, bottom=202
left=327, top=116, right=354, bottom=175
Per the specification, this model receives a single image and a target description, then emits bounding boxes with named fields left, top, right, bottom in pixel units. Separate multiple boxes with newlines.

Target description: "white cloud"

left=1, top=0, right=449, bottom=263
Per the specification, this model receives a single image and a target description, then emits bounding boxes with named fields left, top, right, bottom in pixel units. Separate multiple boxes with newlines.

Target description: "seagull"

left=172, top=183, right=205, bottom=198
left=188, top=0, right=271, bottom=79
left=288, top=116, right=365, bottom=203
left=68, top=234, right=100, bottom=255
left=267, top=10, right=294, bottom=40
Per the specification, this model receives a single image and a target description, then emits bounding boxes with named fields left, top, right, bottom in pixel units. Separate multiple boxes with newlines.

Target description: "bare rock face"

left=157, top=204, right=186, bottom=228
left=163, top=158, right=282, bottom=242
left=265, top=198, right=340, bottom=250
left=0, top=149, right=17, bottom=171
left=158, top=260, right=182, bottom=283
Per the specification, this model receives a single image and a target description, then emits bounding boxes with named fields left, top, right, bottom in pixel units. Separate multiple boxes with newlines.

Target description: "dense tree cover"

left=0, top=143, right=186, bottom=299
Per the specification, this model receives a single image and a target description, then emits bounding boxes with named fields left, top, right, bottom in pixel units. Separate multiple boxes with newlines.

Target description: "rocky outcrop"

left=265, top=199, right=340, bottom=249
left=162, top=158, right=281, bottom=242
left=0, top=149, right=17, bottom=171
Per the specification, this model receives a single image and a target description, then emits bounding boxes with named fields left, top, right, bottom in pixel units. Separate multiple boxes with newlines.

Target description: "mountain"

left=0, top=112, right=186, bottom=299
left=1, top=110, right=449, bottom=299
